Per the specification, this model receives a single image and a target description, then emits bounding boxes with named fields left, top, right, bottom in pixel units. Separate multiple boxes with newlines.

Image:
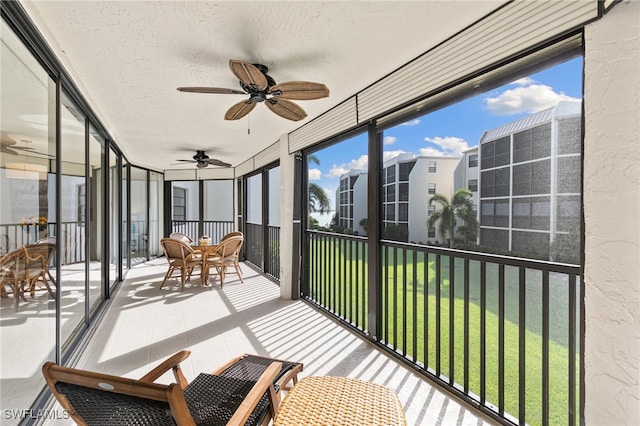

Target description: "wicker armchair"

left=43, top=350, right=286, bottom=426
left=160, top=238, right=201, bottom=291
left=203, top=235, right=244, bottom=288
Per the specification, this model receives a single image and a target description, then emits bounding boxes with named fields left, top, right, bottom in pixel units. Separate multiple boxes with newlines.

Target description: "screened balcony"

left=1, top=1, right=638, bottom=426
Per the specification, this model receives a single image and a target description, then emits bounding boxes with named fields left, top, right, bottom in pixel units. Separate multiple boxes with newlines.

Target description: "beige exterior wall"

left=584, top=1, right=640, bottom=424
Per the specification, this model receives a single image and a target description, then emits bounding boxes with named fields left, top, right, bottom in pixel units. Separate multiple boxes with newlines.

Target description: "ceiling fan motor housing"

left=193, top=150, right=209, bottom=161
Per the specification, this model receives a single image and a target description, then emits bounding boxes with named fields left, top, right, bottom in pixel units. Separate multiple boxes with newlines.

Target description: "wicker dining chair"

left=43, top=350, right=284, bottom=426
left=160, top=238, right=201, bottom=291
left=0, top=247, right=28, bottom=308
left=35, top=235, right=57, bottom=245
left=169, top=232, right=193, bottom=244
left=220, top=231, right=244, bottom=277
left=24, top=243, right=56, bottom=298
left=220, top=231, right=243, bottom=242
left=203, top=235, right=244, bottom=288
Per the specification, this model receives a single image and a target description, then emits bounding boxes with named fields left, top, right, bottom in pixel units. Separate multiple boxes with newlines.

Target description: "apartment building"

left=453, top=146, right=480, bottom=211
left=335, top=153, right=459, bottom=242
left=477, top=100, right=581, bottom=262
left=335, top=169, right=367, bottom=234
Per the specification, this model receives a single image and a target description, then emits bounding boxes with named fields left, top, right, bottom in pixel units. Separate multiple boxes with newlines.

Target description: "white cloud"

left=484, top=83, right=580, bottom=115
left=383, top=136, right=397, bottom=145
left=512, top=77, right=535, bottom=86
left=327, top=154, right=369, bottom=178
left=327, top=166, right=348, bottom=178
left=400, top=119, right=421, bottom=126
left=424, top=136, right=469, bottom=156
left=349, top=155, right=369, bottom=170
left=308, top=168, right=322, bottom=180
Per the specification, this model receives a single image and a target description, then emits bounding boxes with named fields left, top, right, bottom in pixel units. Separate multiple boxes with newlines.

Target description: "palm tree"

left=308, top=155, right=331, bottom=213
left=427, top=188, right=477, bottom=247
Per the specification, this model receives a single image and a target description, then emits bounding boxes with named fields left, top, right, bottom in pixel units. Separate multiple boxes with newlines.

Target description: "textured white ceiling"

left=20, top=1, right=503, bottom=172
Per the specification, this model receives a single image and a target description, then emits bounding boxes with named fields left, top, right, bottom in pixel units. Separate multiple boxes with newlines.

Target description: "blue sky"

left=309, top=56, right=583, bottom=214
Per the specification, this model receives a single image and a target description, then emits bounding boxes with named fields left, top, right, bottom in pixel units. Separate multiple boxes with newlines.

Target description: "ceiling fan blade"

left=206, top=158, right=231, bottom=167
left=1, top=147, right=19, bottom=156
left=175, top=159, right=196, bottom=163
left=224, top=100, right=257, bottom=120
left=177, top=87, right=246, bottom=95
left=270, top=81, right=330, bottom=100
left=266, top=98, right=307, bottom=121
left=229, top=60, right=268, bottom=91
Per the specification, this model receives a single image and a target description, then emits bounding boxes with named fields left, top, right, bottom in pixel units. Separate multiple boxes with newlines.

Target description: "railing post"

left=292, top=151, right=303, bottom=299
left=367, top=122, right=381, bottom=340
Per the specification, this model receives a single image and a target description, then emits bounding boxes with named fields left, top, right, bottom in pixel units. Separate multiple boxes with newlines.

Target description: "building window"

left=428, top=183, right=436, bottom=194
left=428, top=161, right=436, bottom=173
left=428, top=205, right=436, bottom=215
left=398, top=182, right=409, bottom=201
left=469, top=154, right=478, bottom=168
left=399, top=162, right=414, bottom=181
left=385, top=204, right=396, bottom=221
left=77, top=184, right=86, bottom=222
left=386, top=165, right=396, bottom=184
left=398, top=203, right=409, bottom=221
left=386, top=184, right=396, bottom=202
left=468, top=179, right=478, bottom=192
left=428, top=227, right=436, bottom=238
left=481, top=136, right=511, bottom=170
left=173, top=187, right=186, bottom=221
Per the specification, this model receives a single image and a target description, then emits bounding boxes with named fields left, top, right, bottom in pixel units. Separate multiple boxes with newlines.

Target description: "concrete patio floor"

left=49, top=258, right=497, bottom=425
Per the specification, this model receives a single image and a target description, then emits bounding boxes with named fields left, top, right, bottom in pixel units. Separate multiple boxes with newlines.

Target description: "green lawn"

left=308, top=238, right=580, bottom=426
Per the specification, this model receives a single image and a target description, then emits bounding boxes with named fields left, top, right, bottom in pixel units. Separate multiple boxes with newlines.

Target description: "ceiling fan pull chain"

left=248, top=114, right=251, bottom=135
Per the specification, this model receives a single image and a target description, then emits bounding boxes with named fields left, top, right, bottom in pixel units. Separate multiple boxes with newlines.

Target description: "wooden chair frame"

left=43, top=350, right=283, bottom=426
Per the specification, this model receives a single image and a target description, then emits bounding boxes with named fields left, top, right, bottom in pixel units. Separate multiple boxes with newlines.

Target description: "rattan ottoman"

left=273, top=376, right=407, bottom=426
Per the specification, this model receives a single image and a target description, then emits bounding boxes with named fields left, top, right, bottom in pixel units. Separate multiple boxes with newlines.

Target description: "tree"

left=308, top=215, right=320, bottom=229
left=308, top=184, right=330, bottom=213
left=359, top=217, right=368, bottom=234
left=307, top=155, right=331, bottom=214
left=382, top=223, right=408, bottom=242
left=427, top=189, right=477, bottom=248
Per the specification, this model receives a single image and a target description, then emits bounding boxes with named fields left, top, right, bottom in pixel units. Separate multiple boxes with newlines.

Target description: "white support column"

left=583, top=1, right=640, bottom=424
left=278, top=133, right=295, bottom=300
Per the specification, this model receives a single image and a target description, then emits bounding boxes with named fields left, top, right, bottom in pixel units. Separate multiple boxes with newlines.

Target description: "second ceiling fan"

left=178, top=60, right=329, bottom=122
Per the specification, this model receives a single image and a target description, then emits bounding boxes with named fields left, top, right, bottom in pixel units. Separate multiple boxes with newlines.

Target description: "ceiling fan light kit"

left=177, top=60, right=329, bottom=122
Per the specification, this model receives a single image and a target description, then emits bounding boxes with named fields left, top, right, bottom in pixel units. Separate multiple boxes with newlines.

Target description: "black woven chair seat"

left=184, top=373, right=268, bottom=426
left=56, top=373, right=270, bottom=426
left=56, top=382, right=176, bottom=425
left=217, top=354, right=300, bottom=386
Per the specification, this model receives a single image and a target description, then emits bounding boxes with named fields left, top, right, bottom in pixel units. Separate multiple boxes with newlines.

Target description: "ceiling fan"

left=1, top=134, right=51, bottom=158
left=175, top=150, right=231, bottom=169
left=177, top=60, right=330, bottom=122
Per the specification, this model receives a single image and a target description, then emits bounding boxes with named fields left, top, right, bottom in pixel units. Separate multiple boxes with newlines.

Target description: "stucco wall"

left=584, top=1, right=640, bottom=424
